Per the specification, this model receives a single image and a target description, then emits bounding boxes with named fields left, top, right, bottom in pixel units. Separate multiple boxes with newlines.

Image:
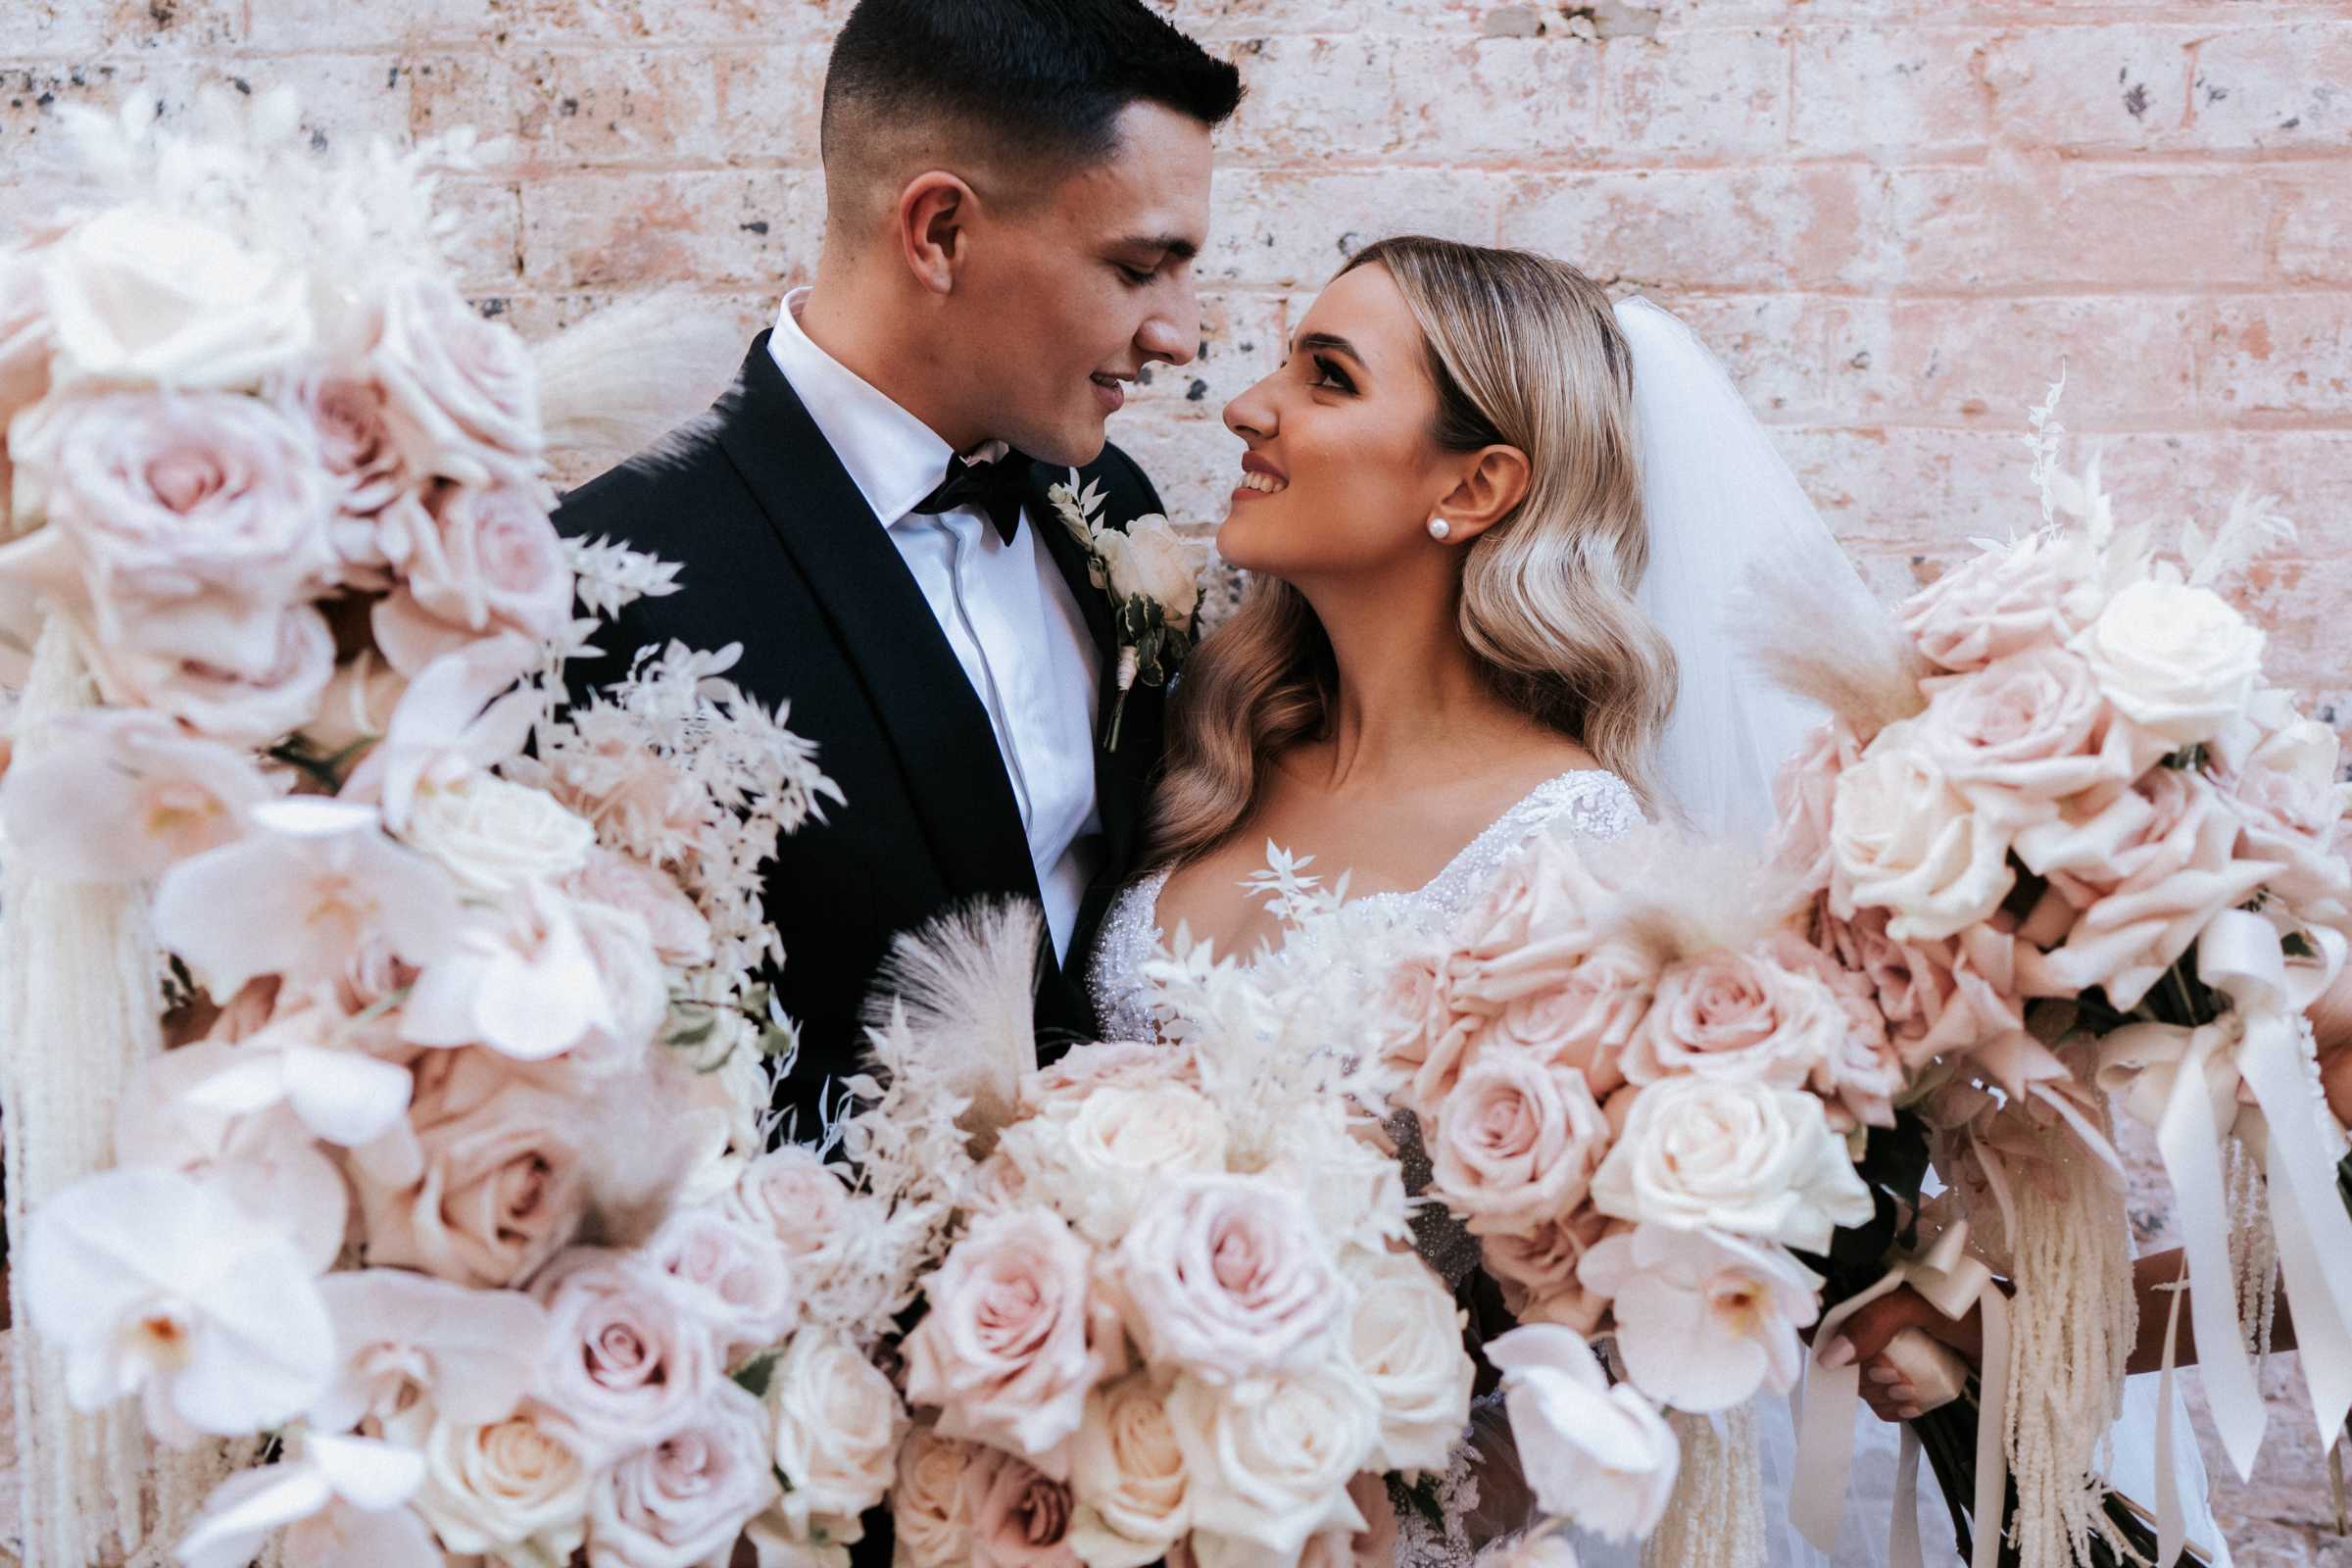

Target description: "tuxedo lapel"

left=1026, top=466, right=1141, bottom=887
left=716, top=334, right=1042, bottom=913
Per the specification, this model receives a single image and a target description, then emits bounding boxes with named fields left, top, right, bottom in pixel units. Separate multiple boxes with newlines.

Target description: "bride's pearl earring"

left=1427, top=516, right=1451, bottom=541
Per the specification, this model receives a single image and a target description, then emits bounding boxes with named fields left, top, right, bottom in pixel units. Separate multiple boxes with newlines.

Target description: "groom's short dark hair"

left=820, top=0, right=1241, bottom=223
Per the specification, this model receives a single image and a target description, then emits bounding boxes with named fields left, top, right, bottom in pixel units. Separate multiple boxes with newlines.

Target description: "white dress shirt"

left=768, top=289, right=1103, bottom=961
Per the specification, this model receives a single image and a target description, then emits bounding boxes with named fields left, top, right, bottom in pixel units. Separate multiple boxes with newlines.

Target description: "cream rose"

left=413, top=1402, right=593, bottom=1562
left=1018, top=1040, right=1194, bottom=1112
left=1001, top=1081, right=1230, bottom=1246
left=966, top=1448, right=1083, bottom=1568
left=1427, top=1052, right=1610, bottom=1239
left=1113, top=1175, right=1348, bottom=1384
left=1338, top=1248, right=1476, bottom=1475
left=1589, top=1075, right=1872, bottom=1252
left=1830, top=729, right=2016, bottom=942
left=403, top=772, right=596, bottom=896
left=369, top=271, right=543, bottom=482
left=586, top=1379, right=777, bottom=1568
left=1067, top=1373, right=1192, bottom=1568
left=2073, top=577, right=2264, bottom=745
left=894, top=1423, right=983, bottom=1568
left=1619, top=947, right=1843, bottom=1093
left=2226, top=719, right=2352, bottom=922
left=767, top=1328, right=906, bottom=1534
left=532, top=1249, right=720, bottom=1462
left=1480, top=1210, right=1616, bottom=1334
left=904, top=1206, right=1120, bottom=1469
left=355, top=1052, right=590, bottom=1289
left=89, top=598, right=337, bottom=746
left=1102, top=516, right=1203, bottom=630
left=1166, top=1367, right=1380, bottom=1560
left=42, top=205, right=313, bottom=389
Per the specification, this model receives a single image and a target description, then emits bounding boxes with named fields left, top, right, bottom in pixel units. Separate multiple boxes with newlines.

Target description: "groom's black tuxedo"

left=554, top=333, right=1168, bottom=1134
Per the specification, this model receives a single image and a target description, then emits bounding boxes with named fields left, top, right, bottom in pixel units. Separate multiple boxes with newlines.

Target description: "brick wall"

left=5, top=0, right=2350, bottom=1559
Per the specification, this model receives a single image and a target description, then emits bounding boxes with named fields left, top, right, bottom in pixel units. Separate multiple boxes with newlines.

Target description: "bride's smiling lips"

left=1233, top=450, right=1289, bottom=503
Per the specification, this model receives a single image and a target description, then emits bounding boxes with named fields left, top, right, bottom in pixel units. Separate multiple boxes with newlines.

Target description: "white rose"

left=1166, top=1367, right=1380, bottom=1561
left=767, top=1329, right=907, bottom=1534
left=1485, top=1326, right=1677, bottom=1544
left=2072, top=577, right=2264, bottom=745
left=42, top=205, right=313, bottom=389
left=1103, top=517, right=1203, bottom=631
left=1589, top=1076, right=1872, bottom=1253
left=1000, top=1082, right=1230, bottom=1246
left=1830, top=728, right=2015, bottom=942
left=645, top=1209, right=802, bottom=1361
left=1112, top=1176, right=1348, bottom=1386
left=404, top=773, right=597, bottom=896
left=413, top=1403, right=593, bottom=1562
left=1067, top=1373, right=1192, bottom=1568
left=1337, top=1249, right=1476, bottom=1475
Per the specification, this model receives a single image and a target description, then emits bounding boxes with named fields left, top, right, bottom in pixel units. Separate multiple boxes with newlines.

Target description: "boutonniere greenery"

left=1050, top=470, right=1209, bottom=752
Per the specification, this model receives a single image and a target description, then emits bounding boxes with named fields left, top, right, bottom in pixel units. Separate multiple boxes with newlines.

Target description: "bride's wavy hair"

left=1145, top=235, right=1678, bottom=868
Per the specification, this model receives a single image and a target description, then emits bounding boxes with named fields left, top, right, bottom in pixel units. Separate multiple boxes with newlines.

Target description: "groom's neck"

left=798, top=264, right=993, bottom=455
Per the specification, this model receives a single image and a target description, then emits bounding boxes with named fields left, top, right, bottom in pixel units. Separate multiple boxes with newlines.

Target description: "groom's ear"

left=1436, top=445, right=1533, bottom=543
left=897, top=172, right=977, bottom=296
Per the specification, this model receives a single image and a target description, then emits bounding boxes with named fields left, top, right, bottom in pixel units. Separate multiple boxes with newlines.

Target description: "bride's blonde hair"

left=1145, top=235, right=1677, bottom=868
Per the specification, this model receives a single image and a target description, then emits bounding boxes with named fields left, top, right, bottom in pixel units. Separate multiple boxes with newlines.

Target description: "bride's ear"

left=1432, top=444, right=1532, bottom=544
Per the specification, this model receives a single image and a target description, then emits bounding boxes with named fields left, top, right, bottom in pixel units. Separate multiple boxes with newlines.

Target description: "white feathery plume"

left=857, top=898, right=1044, bottom=1155
left=2182, top=489, right=2297, bottom=593
left=528, top=288, right=740, bottom=474
left=1559, top=819, right=1812, bottom=963
left=1727, top=545, right=1926, bottom=739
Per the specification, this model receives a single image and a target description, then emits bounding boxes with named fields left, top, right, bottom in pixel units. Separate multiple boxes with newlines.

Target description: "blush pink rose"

left=17, top=388, right=334, bottom=603
left=965, top=1448, right=1081, bottom=1568
left=90, top=598, right=337, bottom=745
left=1770, top=718, right=1864, bottom=894
left=1019, top=1040, right=1194, bottom=1113
left=1812, top=900, right=2018, bottom=1068
left=1481, top=1209, right=1618, bottom=1335
left=585, top=1379, right=776, bottom=1568
left=1913, top=648, right=2171, bottom=834
left=1365, top=946, right=1455, bottom=1108
left=1619, top=948, right=1845, bottom=1092
left=532, top=1248, right=720, bottom=1462
left=270, top=371, right=407, bottom=581
left=565, top=847, right=714, bottom=967
left=1764, top=932, right=1902, bottom=1131
left=1113, top=1175, right=1347, bottom=1385
left=2221, top=719, right=2352, bottom=925
left=368, top=272, right=543, bottom=483
left=894, top=1423, right=983, bottom=1568
left=722, top=1145, right=856, bottom=1264
left=355, top=1049, right=591, bottom=1289
left=1428, top=1051, right=1611, bottom=1238
left=1458, top=940, right=1657, bottom=1099
left=905, top=1206, right=1121, bottom=1471
left=399, top=479, right=573, bottom=645
left=1899, top=530, right=2105, bottom=672
left=643, top=1208, right=802, bottom=1360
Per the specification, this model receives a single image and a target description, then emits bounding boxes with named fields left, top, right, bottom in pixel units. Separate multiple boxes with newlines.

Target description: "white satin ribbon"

left=1793, top=1222, right=2010, bottom=1568
left=2095, top=907, right=2352, bottom=1518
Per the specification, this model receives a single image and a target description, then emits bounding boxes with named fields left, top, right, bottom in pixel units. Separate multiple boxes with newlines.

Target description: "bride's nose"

left=1222, top=372, right=1277, bottom=441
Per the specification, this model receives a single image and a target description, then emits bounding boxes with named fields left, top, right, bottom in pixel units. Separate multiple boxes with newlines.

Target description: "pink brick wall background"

left=4, top=0, right=2349, bottom=1560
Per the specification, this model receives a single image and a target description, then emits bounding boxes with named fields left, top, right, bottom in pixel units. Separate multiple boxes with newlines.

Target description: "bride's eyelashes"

left=1308, top=354, right=1355, bottom=394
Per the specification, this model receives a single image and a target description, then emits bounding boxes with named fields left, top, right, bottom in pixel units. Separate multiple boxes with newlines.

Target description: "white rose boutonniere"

left=1051, top=470, right=1209, bottom=752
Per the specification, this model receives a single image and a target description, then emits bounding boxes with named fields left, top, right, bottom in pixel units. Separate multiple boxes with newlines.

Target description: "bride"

left=1084, top=235, right=2230, bottom=1567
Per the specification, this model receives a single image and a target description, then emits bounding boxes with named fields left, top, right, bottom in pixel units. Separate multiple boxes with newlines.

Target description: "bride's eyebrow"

left=1292, top=330, right=1369, bottom=369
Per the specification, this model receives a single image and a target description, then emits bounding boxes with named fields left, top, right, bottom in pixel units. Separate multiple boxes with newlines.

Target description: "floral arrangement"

left=1756, top=384, right=2352, bottom=1568
left=838, top=902, right=1474, bottom=1568
left=0, top=86, right=918, bottom=1568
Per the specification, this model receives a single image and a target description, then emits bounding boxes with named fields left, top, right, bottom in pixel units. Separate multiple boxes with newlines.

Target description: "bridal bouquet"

left=0, top=85, right=914, bottom=1568
left=842, top=904, right=1475, bottom=1568
left=1357, top=821, right=1885, bottom=1560
left=1754, top=382, right=2352, bottom=1568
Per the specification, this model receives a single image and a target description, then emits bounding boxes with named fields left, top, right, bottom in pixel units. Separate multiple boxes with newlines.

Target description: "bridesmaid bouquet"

left=1757, top=383, right=2352, bottom=1568
left=0, top=86, right=917, bottom=1568
left=843, top=905, right=1474, bottom=1568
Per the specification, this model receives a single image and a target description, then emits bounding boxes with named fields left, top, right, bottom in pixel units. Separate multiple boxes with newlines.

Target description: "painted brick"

left=518, top=168, right=823, bottom=288
left=2191, top=21, right=2352, bottom=150
left=1883, top=161, right=2276, bottom=290
left=1600, top=25, right=1790, bottom=162
left=1200, top=169, right=1503, bottom=288
left=1790, top=26, right=1992, bottom=156
left=1981, top=23, right=2201, bottom=150
left=2202, top=296, right=2352, bottom=420
left=1502, top=166, right=1890, bottom=291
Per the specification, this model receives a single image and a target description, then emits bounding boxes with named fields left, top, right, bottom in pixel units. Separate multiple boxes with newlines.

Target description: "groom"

left=556, top=0, right=1241, bottom=1131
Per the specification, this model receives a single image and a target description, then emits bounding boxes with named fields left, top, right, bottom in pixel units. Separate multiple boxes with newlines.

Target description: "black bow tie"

left=909, top=453, right=1030, bottom=545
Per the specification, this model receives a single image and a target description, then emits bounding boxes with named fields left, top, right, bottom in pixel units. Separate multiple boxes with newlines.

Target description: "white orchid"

left=1486, top=1324, right=1679, bottom=1544
left=178, top=1430, right=439, bottom=1568
left=1575, top=1224, right=1822, bottom=1413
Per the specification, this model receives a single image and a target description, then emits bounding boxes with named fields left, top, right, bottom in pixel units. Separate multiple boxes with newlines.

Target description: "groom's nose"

left=1135, top=286, right=1200, bottom=368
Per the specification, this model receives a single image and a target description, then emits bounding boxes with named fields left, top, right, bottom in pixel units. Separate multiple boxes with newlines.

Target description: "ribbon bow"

left=2095, top=906, right=2352, bottom=1561
left=1793, top=1219, right=2011, bottom=1568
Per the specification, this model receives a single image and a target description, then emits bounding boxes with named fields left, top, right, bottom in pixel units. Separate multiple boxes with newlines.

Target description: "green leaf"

left=732, top=1348, right=784, bottom=1398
